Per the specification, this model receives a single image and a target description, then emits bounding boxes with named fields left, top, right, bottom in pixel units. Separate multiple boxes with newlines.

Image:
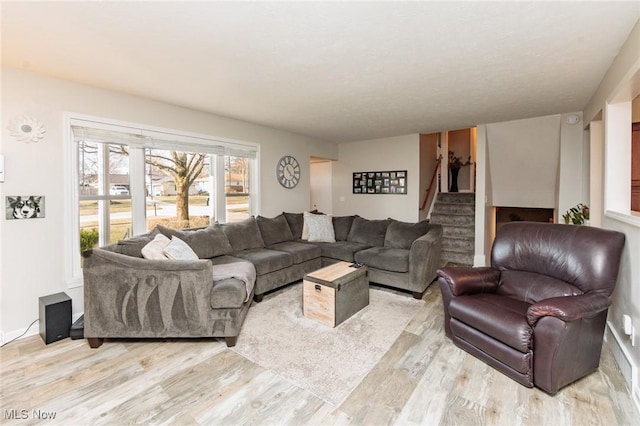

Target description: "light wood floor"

left=1, top=284, right=639, bottom=425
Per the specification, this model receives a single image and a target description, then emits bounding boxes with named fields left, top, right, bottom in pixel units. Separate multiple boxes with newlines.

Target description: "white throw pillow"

left=141, top=233, right=171, bottom=260
left=301, top=211, right=313, bottom=240
left=163, top=236, right=199, bottom=260
left=305, top=213, right=336, bottom=243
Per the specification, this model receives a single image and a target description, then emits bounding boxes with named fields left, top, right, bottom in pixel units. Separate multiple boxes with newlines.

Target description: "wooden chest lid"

left=304, top=261, right=367, bottom=289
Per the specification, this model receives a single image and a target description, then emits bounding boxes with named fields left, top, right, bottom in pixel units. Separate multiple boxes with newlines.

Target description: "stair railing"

left=420, top=155, right=442, bottom=211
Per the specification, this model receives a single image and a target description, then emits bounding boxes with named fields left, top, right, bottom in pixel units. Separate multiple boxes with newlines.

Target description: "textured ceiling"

left=1, top=2, right=639, bottom=142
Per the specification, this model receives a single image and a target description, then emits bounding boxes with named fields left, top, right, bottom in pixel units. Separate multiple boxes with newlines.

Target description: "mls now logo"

left=4, top=409, right=28, bottom=420
left=4, top=409, right=57, bottom=420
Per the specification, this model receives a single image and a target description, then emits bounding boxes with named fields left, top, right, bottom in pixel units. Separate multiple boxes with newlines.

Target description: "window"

left=66, top=115, right=258, bottom=287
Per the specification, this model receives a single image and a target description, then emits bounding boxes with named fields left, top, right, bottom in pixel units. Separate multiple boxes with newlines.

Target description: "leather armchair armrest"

left=436, top=267, right=500, bottom=296
left=527, top=293, right=612, bottom=326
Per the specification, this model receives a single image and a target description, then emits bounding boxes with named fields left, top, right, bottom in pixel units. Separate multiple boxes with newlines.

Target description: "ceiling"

left=1, top=2, right=639, bottom=143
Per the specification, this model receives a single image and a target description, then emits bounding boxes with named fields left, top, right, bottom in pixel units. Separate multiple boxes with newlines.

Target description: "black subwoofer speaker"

left=39, top=292, right=71, bottom=344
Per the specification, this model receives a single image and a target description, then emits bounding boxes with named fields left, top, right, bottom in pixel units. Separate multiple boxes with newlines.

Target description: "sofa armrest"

left=408, top=225, right=443, bottom=291
left=527, top=293, right=612, bottom=326
left=82, top=248, right=215, bottom=337
left=437, top=267, right=500, bottom=296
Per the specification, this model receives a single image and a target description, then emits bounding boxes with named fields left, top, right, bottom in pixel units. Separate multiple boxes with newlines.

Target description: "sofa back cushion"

left=257, top=214, right=294, bottom=246
left=497, top=270, right=583, bottom=304
left=113, top=228, right=159, bottom=257
left=220, top=217, right=265, bottom=251
left=492, top=221, right=625, bottom=295
left=157, top=224, right=233, bottom=258
left=384, top=219, right=430, bottom=249
left=347, top=217, right=390, bottom=247
left=283, top=210, right=319, bottom=239
left=332, top=215, right=356, bottom=241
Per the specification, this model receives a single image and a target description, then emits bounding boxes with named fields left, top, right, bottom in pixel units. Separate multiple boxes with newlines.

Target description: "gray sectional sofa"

left=82, top=213, right=442, bottom=348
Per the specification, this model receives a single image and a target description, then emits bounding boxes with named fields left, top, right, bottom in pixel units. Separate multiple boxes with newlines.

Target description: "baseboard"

left=606, top=321, right=640, bottom=415
left=1, top=312, right=83, bottom=346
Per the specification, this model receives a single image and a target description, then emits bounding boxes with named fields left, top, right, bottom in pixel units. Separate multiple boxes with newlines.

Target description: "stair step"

left=442, top=249, right=474, bottom=266
left=442, top=237, right=475, bottom=251
left=431, top=212, right=475, bottom=226
left=437, top=193, right=476, bottom=204
left=433, top=202, right=475, bottom=215
left=440, top=224, right=475, bottom=238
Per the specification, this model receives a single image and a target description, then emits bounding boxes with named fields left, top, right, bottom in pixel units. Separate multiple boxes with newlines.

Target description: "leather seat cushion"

left=449, top=293, right=532, bottom=353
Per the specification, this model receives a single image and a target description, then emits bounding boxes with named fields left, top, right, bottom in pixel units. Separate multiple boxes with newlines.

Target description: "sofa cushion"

left=283, top=212, right=304, bottom=240
left=141, top=233, right=171, bottom=260
left=156, top=224, right=233, bottom=258
left=115, top=230, right=158, bottom=257
left=311, top=241, right=371, bottom=262
left=220, top=217, right=265, bottom=251
left=347, top=217, right=390, bottom=247
left=232, top=248, right=293, bottom=276
left=257, top=214, right=294, bottom=246
left=450, top=293, right=532, bottom=353
left=267, top=241, right=321, bottom=264
left=304, top=212, right=336, bottom=242
left=163, top=236, right=199, bottom=260
left=210, top=255, right=253, bottom=308
left=384, top=219, right=430, bottom=249
left=497, top=270, right=583, bottom=304
left=354, top=247, right=410, bottom=273
left=333, top=215, right=356, bottom=241
left=283, top=210, right=320, bottom=240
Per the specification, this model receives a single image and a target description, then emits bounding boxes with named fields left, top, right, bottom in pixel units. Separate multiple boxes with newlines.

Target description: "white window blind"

left=70, top=119, right=257, bottom=158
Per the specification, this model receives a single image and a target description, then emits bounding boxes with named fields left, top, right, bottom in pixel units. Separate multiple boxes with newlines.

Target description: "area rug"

left=231, top=283, right=424, bottom=406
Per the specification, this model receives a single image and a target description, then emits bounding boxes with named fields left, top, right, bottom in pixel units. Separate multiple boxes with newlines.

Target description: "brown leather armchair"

left=437, top=222, right=625, bottom=394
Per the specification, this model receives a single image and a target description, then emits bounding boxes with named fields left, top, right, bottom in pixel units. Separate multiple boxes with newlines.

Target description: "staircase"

left=430, top=192, right=475, bottom=266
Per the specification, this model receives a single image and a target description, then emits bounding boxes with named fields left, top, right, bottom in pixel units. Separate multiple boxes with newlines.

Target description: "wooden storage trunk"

left=303, top=261, right=369, bottom=327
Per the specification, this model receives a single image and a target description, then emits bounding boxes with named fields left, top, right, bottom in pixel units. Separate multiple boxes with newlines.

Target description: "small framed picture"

left=6, top=195, right=45, bottom=220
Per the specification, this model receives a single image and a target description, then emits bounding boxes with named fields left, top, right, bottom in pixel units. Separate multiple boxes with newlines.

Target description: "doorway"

left=310, top=157, right=333, bottom=213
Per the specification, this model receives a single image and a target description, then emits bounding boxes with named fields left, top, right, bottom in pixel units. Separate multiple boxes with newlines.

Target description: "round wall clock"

left=277, top=155, right=301, bottom=188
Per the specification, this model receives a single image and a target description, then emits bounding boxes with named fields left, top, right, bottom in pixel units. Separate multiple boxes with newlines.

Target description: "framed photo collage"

left=352, top=170, right=407, bottom=194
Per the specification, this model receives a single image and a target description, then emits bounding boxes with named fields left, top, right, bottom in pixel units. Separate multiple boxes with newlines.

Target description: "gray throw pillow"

left=332, top=215, right=356, bottom=241
left=219, top=217, right=265, bottom=251
left=156, top=224, right=233, bottom=258
left=257, top=214, right=294, bottom=246
left=384, top=219, right=430, bottom=249
left=283, top=210, right=318, bottom=240
left=115, top=228, right=159, bottom=257
left=347, top=217, right=390, bottom=247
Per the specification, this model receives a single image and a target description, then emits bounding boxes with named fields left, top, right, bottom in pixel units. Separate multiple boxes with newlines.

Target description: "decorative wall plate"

left=8, top=115, right=46, bottom=143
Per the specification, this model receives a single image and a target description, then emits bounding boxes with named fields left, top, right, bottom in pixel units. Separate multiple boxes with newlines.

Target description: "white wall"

left=486, top=115, right=562, bottom=209
left=0, top=66, right=337, bottom=340
left=557, top=112, right=587, bottom=220
left=333, top=134, right=420, bottom=221
left=583, top=20, right=640, bottom=408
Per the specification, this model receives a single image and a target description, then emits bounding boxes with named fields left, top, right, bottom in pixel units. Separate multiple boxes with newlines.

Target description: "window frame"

left=64, top=113, right=260, bottom=288
left=604, top=100, right=640, bottom=227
